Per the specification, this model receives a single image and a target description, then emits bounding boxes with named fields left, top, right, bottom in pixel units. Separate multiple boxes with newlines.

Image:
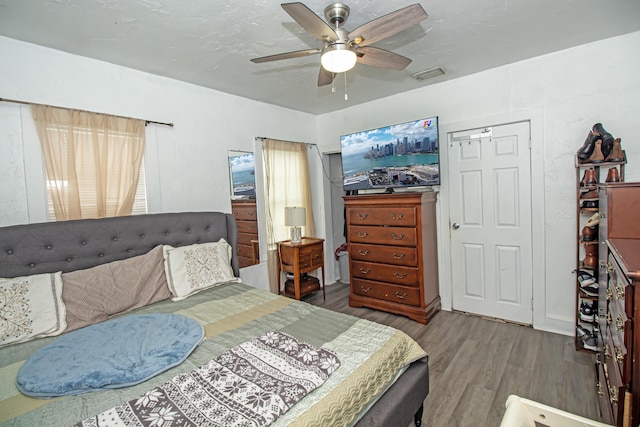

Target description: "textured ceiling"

left=1, top=0, right=640, bottom=114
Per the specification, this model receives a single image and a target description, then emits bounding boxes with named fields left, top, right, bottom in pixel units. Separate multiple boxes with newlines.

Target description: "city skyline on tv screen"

left=229, top=152, right=256, bottom=198
left=340, top=117, right=439, bottom=192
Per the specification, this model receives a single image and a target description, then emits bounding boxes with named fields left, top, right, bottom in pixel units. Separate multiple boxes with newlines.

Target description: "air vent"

left=411, top=66, right=445, bottom=81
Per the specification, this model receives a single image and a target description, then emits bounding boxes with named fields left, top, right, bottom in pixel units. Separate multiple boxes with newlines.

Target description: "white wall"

left=0, top=35, right=333, bottom=289
left=3, top=31, right=640, bottom=334
left=317, top=31, right=640, bottom=335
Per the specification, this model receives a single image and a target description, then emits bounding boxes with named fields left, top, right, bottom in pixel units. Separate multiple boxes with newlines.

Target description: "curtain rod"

left=0, top=97, right=174, bottom=128
left=255, top=137, right=316, bottom=146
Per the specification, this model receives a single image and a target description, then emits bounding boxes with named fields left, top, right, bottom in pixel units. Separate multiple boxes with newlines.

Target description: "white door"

left=448, top=121, right=533, bottom=324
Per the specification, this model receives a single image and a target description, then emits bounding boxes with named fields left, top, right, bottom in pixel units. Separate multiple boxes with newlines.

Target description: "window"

left=31, top=105, right=147, bottom=221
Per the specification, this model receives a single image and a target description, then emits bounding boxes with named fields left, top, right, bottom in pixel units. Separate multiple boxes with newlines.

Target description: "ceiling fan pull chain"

left=331, top=72, right=336, bottom=94
left=344, top=72, right=348, bottom=101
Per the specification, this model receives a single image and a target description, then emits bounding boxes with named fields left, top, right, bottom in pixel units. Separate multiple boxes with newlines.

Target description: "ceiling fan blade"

left=356, top=46, right=412, bottom=71
left=251, top=48, right=320, bottom=63
left=318, top=66, right=335, bottom=87
left=349, top=4, right=428, bottom=47
left=282, top=2, right=338, bottom=42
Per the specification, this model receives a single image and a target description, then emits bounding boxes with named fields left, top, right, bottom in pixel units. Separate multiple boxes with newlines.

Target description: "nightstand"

left=276, top=237, right=325, bottom=301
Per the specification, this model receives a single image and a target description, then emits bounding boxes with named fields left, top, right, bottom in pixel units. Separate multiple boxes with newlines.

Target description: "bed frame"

left=0, top=211, right=428, bottom=426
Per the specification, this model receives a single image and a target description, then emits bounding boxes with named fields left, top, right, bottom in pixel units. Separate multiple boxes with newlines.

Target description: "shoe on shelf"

left=587, top=140, right=605, bottom=163
left=579, top=189, right=599, bottom=200
left=592, top=123, right=614, bottom=160
left=605, top=166, right=621, bottom=183
left=577, top=131, right=600, bottom=161
left=580, top=200, right=598, bottom=209
left=576, top=324, right=592, bottom=339
left=580, top=282, right=599, bottom=297
left=581, top=226, right=597, bottom=242
left=582, top=333, right=598, bottom=351
left=584, top=212, right=601, bottom=228
left=577, top=270, right=596, bottom=286
left=579, top=301, right=596, bottom=322
left=580, top=168, right=598, bottom=187
left=605, top=139, right=624, bottom=163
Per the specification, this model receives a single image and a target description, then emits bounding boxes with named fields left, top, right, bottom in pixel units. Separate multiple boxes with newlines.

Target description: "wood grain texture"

left=305, top=282, right=603, bottom=427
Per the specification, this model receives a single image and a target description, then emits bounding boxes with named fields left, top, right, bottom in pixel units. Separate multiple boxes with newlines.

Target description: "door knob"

left=452, top=222, right=460, bottom=230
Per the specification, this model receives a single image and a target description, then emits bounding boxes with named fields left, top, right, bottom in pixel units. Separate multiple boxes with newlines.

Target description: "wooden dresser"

left=343, top=192, right=440, bottom=324
left=596, top=182, right=640, bottom=426
left=231, top=199, right=259, bottom=268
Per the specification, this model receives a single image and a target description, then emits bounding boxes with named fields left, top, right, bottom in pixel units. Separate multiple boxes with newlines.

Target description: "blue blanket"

left=17, top=313, right=204, bottom=398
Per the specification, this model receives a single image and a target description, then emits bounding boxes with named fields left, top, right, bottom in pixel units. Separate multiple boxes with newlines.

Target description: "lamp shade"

left=321, top=44, right=357, bottom=73
left=284, top=206, right=306, bottom=227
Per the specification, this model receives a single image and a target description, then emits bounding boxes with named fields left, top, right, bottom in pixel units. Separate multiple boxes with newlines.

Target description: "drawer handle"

left=357, top=213, right=368, bottom=219
left=616, top=315, right=624, bottom=332
left=606, top=288, right=613, bottom=301
left=248, top=211, right=254, bottom=216
left=615, top=345, right=624, bottom=363
left=604, top=344, right=611, bottom=359
left=391, top=233, right=405, bottom=240
left=356, top=231, right=369, bottom=238
left=609, top=385, right=618, bottom=404
left=395, top=291, right=408, bottom=299
left=391, top=213, right=404, bottom=220
left=358, top=249, right=370, bottom=256
left=359, top=268, right=371, bottom=274
left=606, top=312, right=612, bottom=325
left=616, top=284, right=624, bottom=300
left=360, top=285, right=372, bottom=293
left=392, top=253, right=405, bottom=260
left=606, top=261, right=613, bottom=273
left=394, top=271, right=407, bottom=279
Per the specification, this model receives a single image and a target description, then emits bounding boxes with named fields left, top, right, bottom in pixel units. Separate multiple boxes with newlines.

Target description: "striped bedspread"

left=0, top=283, right=427, bottom=427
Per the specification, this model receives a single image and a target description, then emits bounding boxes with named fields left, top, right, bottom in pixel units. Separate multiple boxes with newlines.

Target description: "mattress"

left=0, top=282, right=427, bottom=427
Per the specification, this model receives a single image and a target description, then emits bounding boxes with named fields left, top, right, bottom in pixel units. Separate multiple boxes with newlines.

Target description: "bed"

left=0, top=212, right=429, bottom=426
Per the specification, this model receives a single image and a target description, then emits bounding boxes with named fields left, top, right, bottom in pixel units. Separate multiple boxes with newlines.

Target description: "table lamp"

left=285, top=206, right=305, bottom=243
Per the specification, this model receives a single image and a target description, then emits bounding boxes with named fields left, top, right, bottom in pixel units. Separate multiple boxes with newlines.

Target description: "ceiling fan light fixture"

left=321, top=44, right=357, bottom=73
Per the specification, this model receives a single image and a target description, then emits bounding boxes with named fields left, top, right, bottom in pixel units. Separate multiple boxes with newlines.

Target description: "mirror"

left=228, top=151, right=259, bottom=268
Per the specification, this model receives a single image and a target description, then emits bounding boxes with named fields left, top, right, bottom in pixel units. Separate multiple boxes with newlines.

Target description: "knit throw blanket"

left=76, top=331, right=340, bottom=427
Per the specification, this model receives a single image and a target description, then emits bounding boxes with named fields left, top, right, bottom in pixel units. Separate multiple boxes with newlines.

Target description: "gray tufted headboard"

left=0, top=212, right=239, bottom=278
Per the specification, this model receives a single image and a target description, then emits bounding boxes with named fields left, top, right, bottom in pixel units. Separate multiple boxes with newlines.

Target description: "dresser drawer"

left=352, top=278, right=421, bottom=306
left=350, top=243, right=418, bottom=267
left=237, top=220, right=258, bottom=234
left=348, top=206, right=417, bottom=227
left=238, top=232, right=258, bottom=246
left=349, top=225, right=417, bottom=246
left=232, top=206, right=257, bottom=221
left=351, top=260, right=418, bottom=286
left=597, top=360, right=615, bottom=425
left=237, top=244, right=254, bottom=259
left=300, top=250, right=323, bottom=269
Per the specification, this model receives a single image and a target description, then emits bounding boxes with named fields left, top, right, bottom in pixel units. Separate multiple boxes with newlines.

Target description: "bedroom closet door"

left=448, top=121, right=533, bottom=324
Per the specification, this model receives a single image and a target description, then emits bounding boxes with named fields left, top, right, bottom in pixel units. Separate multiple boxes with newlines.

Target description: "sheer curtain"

left=31, top=105, right=145, bottom=220
left=262, top=138, right=315, bottom=293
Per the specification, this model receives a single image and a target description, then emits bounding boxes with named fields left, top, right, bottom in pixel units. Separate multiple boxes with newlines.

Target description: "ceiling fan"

left=251, top=2, right=428, bottom=87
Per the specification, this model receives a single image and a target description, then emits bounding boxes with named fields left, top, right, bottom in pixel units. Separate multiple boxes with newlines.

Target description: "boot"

left=605, top=138, right=624, bottom=162
left=587, top=140, right=605, bottom=163
left=583, top=244, right=598, bottom=269
left=581, top=225, right=598, bottom=242
left=593, top=123, right=614, bottom=159
left=577, top=131, right=600, bottom=161
left=605, top=167, right=620, bottom=183
left=580, top=189, right=598, bottom=200
left=580, top=168, right=598, bottom=187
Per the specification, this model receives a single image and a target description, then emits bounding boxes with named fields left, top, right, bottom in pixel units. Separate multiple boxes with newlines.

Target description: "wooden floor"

left=304, top=282, right=603, bottom=427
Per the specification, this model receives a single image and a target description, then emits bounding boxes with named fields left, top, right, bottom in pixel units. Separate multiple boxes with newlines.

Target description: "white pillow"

left=163, top=239, right=240, bottom=301
left=0, top=272, right=66, bottom=348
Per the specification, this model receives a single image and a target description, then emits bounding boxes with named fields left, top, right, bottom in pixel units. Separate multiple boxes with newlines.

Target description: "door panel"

left=449, top=121, right=532, bottom=324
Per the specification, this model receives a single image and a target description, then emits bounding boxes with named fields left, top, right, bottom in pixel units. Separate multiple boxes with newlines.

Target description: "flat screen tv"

left=340, top=116, right=440, bottom=193
left=229, top=152, right=256, bottom=198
